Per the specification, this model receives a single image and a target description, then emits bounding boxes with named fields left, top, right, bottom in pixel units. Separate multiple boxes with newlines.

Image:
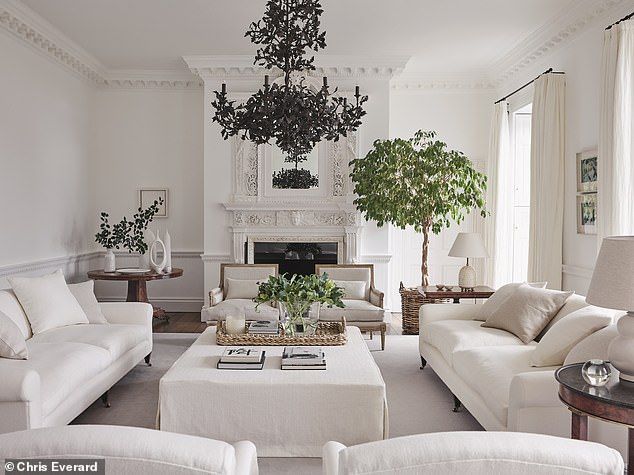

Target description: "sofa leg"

left=420, top=356, right=427, bottom=370
left=100, top=391, right=111, bottom=408
left=452, top=395, right=462, bottom=413
left=145, top=353, right=152, bottom=366
left=380, top=325, right=386, bottom=351
left=369, top=331, right=373, bottom=340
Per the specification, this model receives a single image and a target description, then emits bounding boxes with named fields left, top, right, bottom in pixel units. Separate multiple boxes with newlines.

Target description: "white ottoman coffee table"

left=158, top=326, right=387, bottom=457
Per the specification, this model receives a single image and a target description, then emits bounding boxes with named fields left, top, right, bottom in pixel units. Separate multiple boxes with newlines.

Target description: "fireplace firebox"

left=250, top=242, right=338, bottom=276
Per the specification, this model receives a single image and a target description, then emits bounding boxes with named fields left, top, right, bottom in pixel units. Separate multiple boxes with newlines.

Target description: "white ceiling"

left=21, top=0, right=577, bottom=74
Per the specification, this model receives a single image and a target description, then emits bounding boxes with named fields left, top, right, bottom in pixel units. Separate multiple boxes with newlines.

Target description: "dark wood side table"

left=556, top=363, right=634, bottom=470
left=417, top=285, right=495, bottom=304
left=87, top=268, right=183, bottom=320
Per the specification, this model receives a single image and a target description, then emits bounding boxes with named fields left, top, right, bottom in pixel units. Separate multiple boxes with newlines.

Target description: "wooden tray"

left=216, top=318, right=347, bottom=346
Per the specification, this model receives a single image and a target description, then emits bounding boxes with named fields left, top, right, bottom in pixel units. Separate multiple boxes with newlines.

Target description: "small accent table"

left=556, top=363, right=634, bottom=469
left=87, top=268, right=183, bottom=320
left=417, top=285, right=495, bottom=304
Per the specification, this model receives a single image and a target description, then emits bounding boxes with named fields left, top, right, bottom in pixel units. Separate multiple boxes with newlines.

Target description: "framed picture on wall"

left=139, top=188, right=168, bottom=218
left=576, top=193, right=597, bottom=235
left=576, top=149, right=598, bottom=193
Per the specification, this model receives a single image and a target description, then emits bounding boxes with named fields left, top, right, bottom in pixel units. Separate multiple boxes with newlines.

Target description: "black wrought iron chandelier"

left=212, top=0, right=368, bottom=189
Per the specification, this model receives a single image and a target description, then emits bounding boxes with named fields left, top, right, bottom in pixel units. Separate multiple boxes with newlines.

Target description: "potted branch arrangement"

left=254, top=273, right=345, bottom=336
left=95, top=198, right=164, bottom=272
left=350, top=130, right=487, bottom=334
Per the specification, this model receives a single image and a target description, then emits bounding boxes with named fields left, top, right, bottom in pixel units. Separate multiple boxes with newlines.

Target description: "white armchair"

left=323, top=431, right=623, bottom=475
left=315, top=264, right=388, bottom=350
left=201, top=263, right=279, bottom=323
left=0, top=425, right=258, bottom=475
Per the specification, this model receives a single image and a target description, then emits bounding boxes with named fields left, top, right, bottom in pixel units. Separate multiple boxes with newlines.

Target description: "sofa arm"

left=369, top=287, right=384, bottom=308
left=233, top=440, right=258, bottom=475
left=0, top=368, right=40, bottom=403
left=210, top=287, right=224, bottom=306
left=419, top=302, right=478, bottom=326
left=509, top=370, right=561, bottom=409
left=322, top=441, right=345, bottom=475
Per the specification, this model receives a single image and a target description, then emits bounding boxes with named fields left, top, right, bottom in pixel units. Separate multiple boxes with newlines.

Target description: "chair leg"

left=369, top=331, right=373, bottom=340
left=380, top=325, right=386, bottom=351
left=100, top=391, right=111, bottom=408
left=420, top=356, right=427, bottom=370
left=145, top=352, right=152, bottom=366
left=452, top=395, right=462, bottom=412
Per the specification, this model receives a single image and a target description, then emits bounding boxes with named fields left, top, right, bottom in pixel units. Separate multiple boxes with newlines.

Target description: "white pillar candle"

left=226, top=315, right=246, bottom=335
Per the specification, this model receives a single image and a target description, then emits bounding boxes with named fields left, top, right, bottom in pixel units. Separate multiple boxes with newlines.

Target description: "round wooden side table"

left=87, top=268, right=183, bottom=320
left=556, top=363, right=634, bottom=469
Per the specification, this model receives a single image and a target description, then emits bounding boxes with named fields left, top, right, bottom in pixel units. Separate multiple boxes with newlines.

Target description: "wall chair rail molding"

left=0, top=251, right=100, bottom=283
left=562, top=264, right=594, bottom=281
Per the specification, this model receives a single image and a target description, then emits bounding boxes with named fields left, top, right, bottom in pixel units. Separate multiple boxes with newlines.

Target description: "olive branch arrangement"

left=95, top=198, right=163, bottom=254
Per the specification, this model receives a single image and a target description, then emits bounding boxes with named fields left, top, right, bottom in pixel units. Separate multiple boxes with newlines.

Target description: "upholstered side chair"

left=201, top=263, right=279, bottom=323
left=315, top=264, right=388, bottom=350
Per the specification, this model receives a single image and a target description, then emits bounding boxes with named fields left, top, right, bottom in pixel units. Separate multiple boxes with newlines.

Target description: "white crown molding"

left=183, top=54, right=410, bottom=81
left=102, top=70, right=203, bottom=90
left=489, top=0, right=631, bottom=87
left=391, top=73, right=496, bottom=92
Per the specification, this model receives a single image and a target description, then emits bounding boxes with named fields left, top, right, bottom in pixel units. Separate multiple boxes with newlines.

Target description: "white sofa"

left=418, top=296, right=628, bottom=458
left=0, top=289, right=153, bottom=434
left=0, top=425, right=258, bottom=475
left=201, top=263, right=279, bottom=322
left=323, top=431, right=624, bottom=475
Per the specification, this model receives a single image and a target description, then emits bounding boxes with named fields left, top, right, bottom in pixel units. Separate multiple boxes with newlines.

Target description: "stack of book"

left=281, top=346, right=326, bottom=370
left=217, top=347, right=266, bottom=370
left=248, top=320, right=280, bottom=335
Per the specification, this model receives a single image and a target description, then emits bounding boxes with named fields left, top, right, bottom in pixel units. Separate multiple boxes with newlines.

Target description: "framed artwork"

left=576, top=149, right=598, bottom=193
left=139, top=188, right=168, bottom=218
left=576, top=193, right=596, bottom=235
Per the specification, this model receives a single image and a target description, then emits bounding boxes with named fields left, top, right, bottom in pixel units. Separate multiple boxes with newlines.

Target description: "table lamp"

left=586, top=236, right=634, bottom=382
left=448, top=233, right=489, bottom=291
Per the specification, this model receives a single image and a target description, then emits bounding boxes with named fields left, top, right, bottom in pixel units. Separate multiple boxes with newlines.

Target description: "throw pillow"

left=0, top=310, right=28, bottom=359
left=474, top=282, right=547, bottom=321
left=225, top=278, right=261, bottom=300
left=8, top=270, right=89, bottom=335
left=535, top=294, right=589, bottom=341
left=333, top=280, right=367, bottom=300
left=530, top=306, right=614, bottom=367
left=68, top=280, right=108, bottom=324
left=481, top=284, right=573, bottom=343
left=564, top=324, right=620, bottom=365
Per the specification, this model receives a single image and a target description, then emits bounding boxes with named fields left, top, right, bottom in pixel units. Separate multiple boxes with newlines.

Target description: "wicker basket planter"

left=399, top=283, right=432, bottom=335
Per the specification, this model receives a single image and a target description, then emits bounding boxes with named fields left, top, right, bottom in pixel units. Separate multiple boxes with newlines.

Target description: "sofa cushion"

left=564, top=324, right=620, bottom=365
left=225, top=278, right=261, bottom=300
left=319, top=299, right=384, bottom=322
left=68, top=281, right=107, bottom=324
left=420, top=320, right=524, bottom=366
left=333, top=280, right=367, bottom=300
left=474, top=282, right=547, bottom=321
left=29, top=324, right=146, bottom=362
left=453, top=345, right=556, bottom=427
left=202, top=300, right=278, bottom=321
left=0, top=310, right=28, bottom=359
left=537, top=294, right=589, bottom=340
left=0, top=290, right=32, bottom=339
left=23, top=341, right=111, bottom=417
left=8, top=270, right=89, bottom=335
left=531, top=306, right=614, bottom=367
left=482, top=285, right=573, bottom=343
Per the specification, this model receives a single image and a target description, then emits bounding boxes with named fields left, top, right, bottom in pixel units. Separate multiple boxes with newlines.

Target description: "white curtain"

left=597, top=20, right=634, bottom=245
left=483, top=102, right=513, bottom=288
left=527, top=73, right=566, bottom=289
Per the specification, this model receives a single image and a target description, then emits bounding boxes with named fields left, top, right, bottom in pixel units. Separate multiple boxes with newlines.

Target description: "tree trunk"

left=421, top=223, right=430, bottom=287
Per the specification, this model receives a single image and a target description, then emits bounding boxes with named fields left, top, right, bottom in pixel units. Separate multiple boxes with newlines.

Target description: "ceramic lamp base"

left=608, top=312, right=634, bottom=382
left=458, top=264, right=476, bottom=291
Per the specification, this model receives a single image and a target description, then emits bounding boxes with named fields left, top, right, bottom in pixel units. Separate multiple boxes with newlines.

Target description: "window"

left=509, top=104, right=532, bottom=282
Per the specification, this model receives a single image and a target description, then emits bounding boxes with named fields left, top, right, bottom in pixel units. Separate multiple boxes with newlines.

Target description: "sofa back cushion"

left=225, top=278, right=261, bottom=300
left=68, top=280, right=108, bottom=324
left=317, top=266, right=372, bottom=300
left=564, top=323, right=621, bottom=365
left=0, top=310, right=28, bottom=359
left=482, top=284, right=573, bottom=343
left=474, top=282, right=547, bottom=321
left=530, top=306, right=615, bottom=367
left=0, top=289, right=32, bottom=339
left=333, top=280, right=367, bottom=300
left=536, top=294, right=589, bottom=340
left=8, top=270, right=89, bottom=335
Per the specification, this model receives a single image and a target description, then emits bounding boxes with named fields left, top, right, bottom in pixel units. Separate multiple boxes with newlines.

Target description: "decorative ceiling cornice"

left=391, top=73, right=495, bottom=92
left=101, top=70, right=202, bottom=90
left=183, top=55, right=410, bottom=81
left=489, top=0, right=631, bottom=87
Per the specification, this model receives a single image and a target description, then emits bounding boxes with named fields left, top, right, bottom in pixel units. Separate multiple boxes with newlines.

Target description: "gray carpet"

left=72, top=332, right=482, bottom=474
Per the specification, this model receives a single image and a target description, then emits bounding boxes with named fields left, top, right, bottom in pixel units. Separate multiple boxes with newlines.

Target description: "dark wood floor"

left=153, top=312, right=403, bottom=334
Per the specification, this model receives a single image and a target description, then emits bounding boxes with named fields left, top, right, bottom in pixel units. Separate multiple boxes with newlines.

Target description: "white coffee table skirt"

left=158, top=326, right=388, bottom=457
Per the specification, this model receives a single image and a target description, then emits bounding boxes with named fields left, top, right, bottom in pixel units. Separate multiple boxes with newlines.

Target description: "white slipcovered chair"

left=315, top=264, right=387, bottom=349
left=323, top=431, right=623, bottom=475
left=0, top=425, right=258, bottom=475
left=201, top=264, right=279, bottom=323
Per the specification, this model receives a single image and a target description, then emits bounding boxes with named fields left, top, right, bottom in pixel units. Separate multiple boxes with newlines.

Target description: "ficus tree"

left=350, top=130, right=487, bottom=286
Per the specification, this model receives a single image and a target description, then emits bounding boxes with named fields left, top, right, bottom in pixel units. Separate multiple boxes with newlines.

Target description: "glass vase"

left=582, top=359, right=611, bottom=387
left=278, top=301, right=320, bottom=336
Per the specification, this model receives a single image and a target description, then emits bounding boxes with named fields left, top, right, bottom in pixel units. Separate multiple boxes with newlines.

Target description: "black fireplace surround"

left=250, top=242, right=338, bottom=276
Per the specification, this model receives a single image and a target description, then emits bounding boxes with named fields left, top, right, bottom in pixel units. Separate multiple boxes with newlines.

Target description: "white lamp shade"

left=448, top=233, right=489, bottom=258
left=586, top=236, right=634, bottom=310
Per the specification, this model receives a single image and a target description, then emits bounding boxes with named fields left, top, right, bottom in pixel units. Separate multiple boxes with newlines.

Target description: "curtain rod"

left=606, top=11, right=634, bottom=29
left=494, top=68, right=565, bottom=105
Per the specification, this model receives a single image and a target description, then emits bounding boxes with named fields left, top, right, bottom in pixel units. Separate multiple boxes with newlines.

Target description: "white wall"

left=0, top=31, right=95, bottom=286
left=90, top=88, right=204, bottom=310
left=388, top=89, right=494, bottom=304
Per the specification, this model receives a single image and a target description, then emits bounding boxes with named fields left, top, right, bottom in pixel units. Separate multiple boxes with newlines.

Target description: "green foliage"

left=254, top=273, right=345, bottom=309
left=95, top=198, right=163, bottom=253
left=350, top=130, right=487, bottom=235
